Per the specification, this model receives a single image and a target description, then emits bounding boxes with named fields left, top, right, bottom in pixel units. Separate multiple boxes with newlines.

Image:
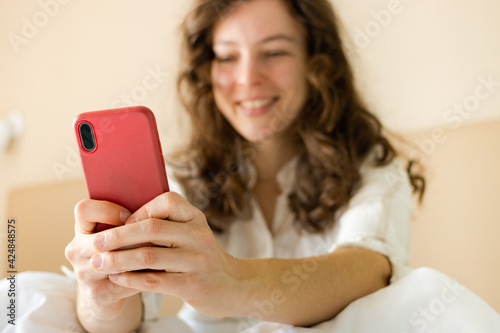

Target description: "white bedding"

left=1, top=267, right=499, bottom=333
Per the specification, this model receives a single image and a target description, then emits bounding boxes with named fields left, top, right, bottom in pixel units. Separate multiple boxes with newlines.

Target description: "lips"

left=237, top=97, right=279, bottom=116
left=239, top=98, right=276, bottom=109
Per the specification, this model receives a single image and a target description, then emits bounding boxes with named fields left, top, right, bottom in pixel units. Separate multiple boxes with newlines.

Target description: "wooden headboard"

left=5, top=179, right=86, bottom=277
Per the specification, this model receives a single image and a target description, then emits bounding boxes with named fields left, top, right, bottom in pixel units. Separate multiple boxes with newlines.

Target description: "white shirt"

left=143, top=148, right=413, bottom=322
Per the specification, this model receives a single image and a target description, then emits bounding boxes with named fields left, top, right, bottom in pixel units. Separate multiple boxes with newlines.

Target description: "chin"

left=241, top=127, right=276, bottom=144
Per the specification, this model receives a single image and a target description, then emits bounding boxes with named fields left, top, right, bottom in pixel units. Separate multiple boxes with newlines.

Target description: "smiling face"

left=211, top=0, right=308, bottom=144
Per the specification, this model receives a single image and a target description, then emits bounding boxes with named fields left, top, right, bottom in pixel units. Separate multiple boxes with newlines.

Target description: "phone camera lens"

left=79, top=122, right=96, bottom=151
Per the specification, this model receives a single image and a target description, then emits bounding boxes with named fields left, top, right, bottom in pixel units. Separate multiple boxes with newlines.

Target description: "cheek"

left=211, top=66, right=234, bottom=98
left=275, top=61, right=306, bottom=89
left=274, top=63, right=308, bottom=107
left=211, top=67, right=235, bottom=120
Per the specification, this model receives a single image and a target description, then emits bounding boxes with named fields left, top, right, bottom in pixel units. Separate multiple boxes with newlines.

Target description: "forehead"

left=212, top=0, right=305, bottom=45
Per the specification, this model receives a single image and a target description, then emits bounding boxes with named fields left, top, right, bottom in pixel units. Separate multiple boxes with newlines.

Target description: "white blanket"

left=1, top=268, right=499, bottom=332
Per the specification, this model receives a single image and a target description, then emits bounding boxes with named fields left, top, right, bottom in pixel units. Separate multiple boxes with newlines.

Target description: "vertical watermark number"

left=6, top=218, right=17, bottom=326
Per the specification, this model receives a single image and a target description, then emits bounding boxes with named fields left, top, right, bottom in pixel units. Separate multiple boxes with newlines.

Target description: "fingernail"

left=126, top=215, right=138, bottom=225
left=93, top=234, right=106, bottom=249
left=91, top=253, right=103, bottom=269
left=109, top=274, right=119, bottom=282
left=120, top=210, right=130, bottom=224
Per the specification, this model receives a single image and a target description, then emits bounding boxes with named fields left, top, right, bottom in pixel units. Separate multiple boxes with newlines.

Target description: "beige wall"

left=406, top=120, right=500, bottom=312
left=1, top=0, right=499, bottom=314
left=335, top=0, right=500, bottom=132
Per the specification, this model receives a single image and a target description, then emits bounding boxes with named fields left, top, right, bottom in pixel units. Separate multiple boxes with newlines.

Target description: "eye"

left=265, top=50, right=287, bottom=58
left=215, top=55, right=236, bottom=63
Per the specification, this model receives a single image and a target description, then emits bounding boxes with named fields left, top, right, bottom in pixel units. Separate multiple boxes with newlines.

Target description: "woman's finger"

left=74, top=254, right=111, bottom=281
left=90, top=247, right=196, bottom=273
left=92, top=218, right=193, bottom=251
left=65, top=235, right=96, bottom=264
left=79, top=277, right=142, bottom=307
left=74, top=199, right=131, bottom=234
left=125, top=192, right=200, bottom=225
left=107, top=271, right=188, bottom=299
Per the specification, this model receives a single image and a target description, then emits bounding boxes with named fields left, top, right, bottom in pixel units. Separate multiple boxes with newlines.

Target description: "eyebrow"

left=214, top=34, right=297, bottom=46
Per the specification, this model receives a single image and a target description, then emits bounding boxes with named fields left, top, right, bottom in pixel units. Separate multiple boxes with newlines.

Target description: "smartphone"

left=74, top=106, right=169, bottom=232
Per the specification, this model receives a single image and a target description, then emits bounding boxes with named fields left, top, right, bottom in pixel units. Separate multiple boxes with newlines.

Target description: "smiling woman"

left=210, top=0, right=308, bottom=143
left=1, top=0, right=499, bottom=332
left=174, top=0, right=424, bottom=233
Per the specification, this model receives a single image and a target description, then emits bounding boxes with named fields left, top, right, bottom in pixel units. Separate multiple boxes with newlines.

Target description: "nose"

left=236, top=54, right=264, bottom=87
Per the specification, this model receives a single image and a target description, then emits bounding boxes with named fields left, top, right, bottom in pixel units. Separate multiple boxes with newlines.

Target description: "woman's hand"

left=65, top=200, right=143, bottom=332
left=88, top=192, right=245, bottom=318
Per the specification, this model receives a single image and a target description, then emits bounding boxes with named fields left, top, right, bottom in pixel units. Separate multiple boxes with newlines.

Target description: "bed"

left=1, top=266, right=499, bottom=332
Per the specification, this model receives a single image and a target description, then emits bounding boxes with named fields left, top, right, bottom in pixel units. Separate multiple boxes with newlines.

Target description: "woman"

left=65, top=0, right=424, bottom=331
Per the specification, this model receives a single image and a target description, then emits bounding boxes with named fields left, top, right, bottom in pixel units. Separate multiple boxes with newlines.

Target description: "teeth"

left=240, top=98, right=275, bottom=109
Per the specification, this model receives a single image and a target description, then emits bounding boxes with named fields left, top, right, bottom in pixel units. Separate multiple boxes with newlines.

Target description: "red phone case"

left=74, top=106, right=169, bottom=232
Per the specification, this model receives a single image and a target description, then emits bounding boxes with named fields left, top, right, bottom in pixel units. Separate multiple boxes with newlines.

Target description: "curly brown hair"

left=171, top=0, right=425, bottom=233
